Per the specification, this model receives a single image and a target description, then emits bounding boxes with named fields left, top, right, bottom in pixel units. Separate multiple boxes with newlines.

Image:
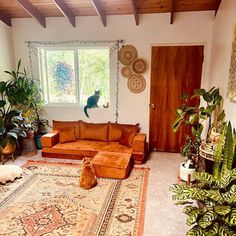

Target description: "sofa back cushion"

left=59, top=126, right=76, bottom=144
left=108, top=123, right=139, bottom=142
left=53, top=120, right=80, bottom=139
left=80, top=121, right=108, bottom=141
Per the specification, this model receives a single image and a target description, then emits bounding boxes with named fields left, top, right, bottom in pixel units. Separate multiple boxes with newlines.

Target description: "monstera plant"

left=170, top=122, right=236, bottom=235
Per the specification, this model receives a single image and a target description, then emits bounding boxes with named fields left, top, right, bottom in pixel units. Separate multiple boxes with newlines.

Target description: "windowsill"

left=43, top=104, right=110, bottom=109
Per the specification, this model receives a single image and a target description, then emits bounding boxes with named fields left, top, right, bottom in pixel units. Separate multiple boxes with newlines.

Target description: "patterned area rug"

left=0, top=161, right=149, bottom=236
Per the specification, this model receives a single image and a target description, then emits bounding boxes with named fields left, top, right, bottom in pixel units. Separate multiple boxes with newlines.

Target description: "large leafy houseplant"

left=173, top=87, right=224, bottom=167
left=3, top=60, right=45, bottom=134
left=170, top=122, right=236, bottom=235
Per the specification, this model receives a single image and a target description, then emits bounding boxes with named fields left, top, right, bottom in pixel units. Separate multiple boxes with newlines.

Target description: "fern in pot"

left=170, top=122, right=236, bottom=235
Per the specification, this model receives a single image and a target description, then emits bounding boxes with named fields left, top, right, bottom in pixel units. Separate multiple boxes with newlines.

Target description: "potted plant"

left=170, top=122, right=236, bottom=235
left=172, top=87, right=224, bottom=181
left=179, top=136, right=201, bottom=182
left=4, top=59, right=46, bottom=149
left=0, top=110, right=26, bottom=161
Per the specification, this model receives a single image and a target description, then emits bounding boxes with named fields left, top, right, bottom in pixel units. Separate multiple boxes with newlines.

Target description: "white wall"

left=209, top=0, right=236, bottom=127
left=11, top=12, right=214, bottom=136
left=0, top=21, right=14, bottom=80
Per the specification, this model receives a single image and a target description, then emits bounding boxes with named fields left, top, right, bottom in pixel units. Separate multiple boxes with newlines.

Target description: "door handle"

left=149, top=104, right=156, bottom=109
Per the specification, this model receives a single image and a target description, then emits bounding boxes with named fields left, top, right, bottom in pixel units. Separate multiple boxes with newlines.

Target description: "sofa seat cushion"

left=42, top=140, right=132, bottom=156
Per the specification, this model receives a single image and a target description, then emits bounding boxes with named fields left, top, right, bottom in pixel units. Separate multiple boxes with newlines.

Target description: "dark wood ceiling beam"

left=0, top=13, right=12, bottom=26
left=170, top=0, right=174, bottom=24
left=215, top=0, right=222, bottom=17
left=16, top=0, right=46, bottom=28
left=91, top=0, right=106, bottom=27
left=52, top=0, right=76, bottom=27
left=131, top=0, right=139, bottom=25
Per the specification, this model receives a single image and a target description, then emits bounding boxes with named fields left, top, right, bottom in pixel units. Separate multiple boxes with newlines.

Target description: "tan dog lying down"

left=0, top=165, right=23, bottom=184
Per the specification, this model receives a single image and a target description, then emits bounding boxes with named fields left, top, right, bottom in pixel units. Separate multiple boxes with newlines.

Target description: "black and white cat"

left=84, top=90, right=100, bottom=118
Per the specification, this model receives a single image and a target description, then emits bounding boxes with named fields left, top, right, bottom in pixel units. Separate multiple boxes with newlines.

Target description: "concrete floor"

left=4, top=151, right=188, bottom=236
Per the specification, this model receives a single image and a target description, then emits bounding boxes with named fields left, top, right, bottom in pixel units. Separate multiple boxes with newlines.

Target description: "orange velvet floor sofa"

left=41, top=120, right=147, bottom=164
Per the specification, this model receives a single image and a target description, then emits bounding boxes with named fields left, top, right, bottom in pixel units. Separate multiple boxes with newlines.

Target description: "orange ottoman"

left=91, top=152, right=132, bottom=179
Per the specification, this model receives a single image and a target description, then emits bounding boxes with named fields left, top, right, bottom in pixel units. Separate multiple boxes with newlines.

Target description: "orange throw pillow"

left=59, top=126, right=76, bottom=144
left=119, top=127, right=137, bottom=147
left=108, top=123, right=139, bottom=141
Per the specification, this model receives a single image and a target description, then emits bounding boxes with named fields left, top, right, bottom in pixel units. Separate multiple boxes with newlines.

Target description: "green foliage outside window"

left=78, top=49, right=109, bottom=106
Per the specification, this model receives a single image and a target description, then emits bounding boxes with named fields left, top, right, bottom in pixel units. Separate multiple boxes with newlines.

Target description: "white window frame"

left=38, top=45, right=110, bottom=107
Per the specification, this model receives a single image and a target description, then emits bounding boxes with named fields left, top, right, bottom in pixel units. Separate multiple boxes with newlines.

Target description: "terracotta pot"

left=180, top=162, right=195, bottom=182
left=0, top=141, right=16, bottom=155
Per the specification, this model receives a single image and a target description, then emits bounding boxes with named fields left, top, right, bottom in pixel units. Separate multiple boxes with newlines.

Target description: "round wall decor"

left=127, top=74, right=146, bottom=94
left=118, top=45, right=138, bottom=66
left=131, top=58, right=148, bottom=74
left=121, top=66, right=132, bottom=78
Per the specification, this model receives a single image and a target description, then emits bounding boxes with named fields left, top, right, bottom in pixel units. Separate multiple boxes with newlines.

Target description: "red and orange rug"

left=0, top=161, right=149, bottom=236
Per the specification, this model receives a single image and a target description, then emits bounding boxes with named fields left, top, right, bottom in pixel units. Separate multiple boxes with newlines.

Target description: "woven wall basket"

left=118, top=45, right=138, bottom=66
left=131, top=58, right=148, bottom=74
left=127, top=74, right=146, bottom=93
left=121, top=66, right=133, bottom=78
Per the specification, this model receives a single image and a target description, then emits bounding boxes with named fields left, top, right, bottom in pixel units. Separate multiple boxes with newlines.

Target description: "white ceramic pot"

left=180, top=162, right=195, bottom=182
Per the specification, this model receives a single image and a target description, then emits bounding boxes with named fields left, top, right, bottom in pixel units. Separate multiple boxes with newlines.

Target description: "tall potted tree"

left=172, top=87, right=224, bottom=182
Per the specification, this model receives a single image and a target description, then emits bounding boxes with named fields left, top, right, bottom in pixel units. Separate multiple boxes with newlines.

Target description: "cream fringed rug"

left=0, top=161, right=149, bottom=236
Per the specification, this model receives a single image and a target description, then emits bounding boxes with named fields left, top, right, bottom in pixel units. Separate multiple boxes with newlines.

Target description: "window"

left=39, top=46, right=110, bottom=106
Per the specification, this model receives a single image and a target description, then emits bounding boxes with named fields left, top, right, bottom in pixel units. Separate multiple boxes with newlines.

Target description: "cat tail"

left=84, top=105, right=89, bottom=118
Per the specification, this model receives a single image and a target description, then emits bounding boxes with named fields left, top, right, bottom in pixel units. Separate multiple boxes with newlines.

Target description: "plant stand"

left=199, top=143, right=215, bottom=173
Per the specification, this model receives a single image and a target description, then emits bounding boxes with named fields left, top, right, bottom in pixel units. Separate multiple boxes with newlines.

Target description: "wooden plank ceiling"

left=0, top=0, right=222, bottom=27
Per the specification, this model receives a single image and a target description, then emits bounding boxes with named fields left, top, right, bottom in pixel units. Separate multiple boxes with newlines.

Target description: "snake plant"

left=170, top=122, right=236, bottom=235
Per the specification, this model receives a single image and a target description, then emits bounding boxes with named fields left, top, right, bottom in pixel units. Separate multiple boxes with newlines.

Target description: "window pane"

left=78, top=48, right=110, bottom=106
left=46, top=50, right=76, bottom=103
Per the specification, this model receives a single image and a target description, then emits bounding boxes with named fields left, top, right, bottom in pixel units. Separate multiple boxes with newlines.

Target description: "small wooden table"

left=92, top=152, right=132, bottom=179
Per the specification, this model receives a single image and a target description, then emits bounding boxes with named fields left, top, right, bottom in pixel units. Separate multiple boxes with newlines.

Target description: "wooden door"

left=149, top=46, right=204, bottom=152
